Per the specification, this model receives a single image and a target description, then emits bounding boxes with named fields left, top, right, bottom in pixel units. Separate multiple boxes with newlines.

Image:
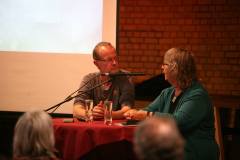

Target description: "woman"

left=13, top=110, right=58, bottom=160
left=124, top=48, right=219, bottom=160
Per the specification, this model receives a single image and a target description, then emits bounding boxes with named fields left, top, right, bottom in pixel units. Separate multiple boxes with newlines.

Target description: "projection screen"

left=0, top=0, right=117, bottom=113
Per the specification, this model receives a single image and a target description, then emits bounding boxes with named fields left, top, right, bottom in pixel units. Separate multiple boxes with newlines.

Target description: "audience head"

left=13, top=110, right=56, bottom=160
left=92, top=42, right=119, bottom=73
left=162, top=48, right=197, bottom=89
left=134, top=116, right=185, bottom=160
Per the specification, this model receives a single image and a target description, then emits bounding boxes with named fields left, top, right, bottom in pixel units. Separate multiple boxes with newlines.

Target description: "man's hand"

left=92, top=101, right=104, bottom=119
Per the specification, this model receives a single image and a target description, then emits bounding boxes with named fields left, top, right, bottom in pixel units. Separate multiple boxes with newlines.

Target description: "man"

left=73, top=42, right=134, bottom=120
left=134, top=116, right=185, bottom=160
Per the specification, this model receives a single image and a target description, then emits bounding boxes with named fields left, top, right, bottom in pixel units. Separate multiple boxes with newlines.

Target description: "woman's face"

left=161, top=63, right=171, bottom=81
left=161, top=60, right=177, bottom=85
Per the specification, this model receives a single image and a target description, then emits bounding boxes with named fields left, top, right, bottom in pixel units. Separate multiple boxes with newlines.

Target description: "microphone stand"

left=64, top=74, right=100, bottom=101
left=44, top=78, right=113, bottom=113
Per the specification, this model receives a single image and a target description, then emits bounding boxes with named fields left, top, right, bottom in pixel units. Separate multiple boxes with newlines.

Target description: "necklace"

left=172, top=89, right=182, bottom=103
left=172, top=96, right=177, bottom=103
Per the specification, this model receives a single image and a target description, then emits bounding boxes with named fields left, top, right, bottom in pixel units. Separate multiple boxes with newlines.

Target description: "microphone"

left=101, top=72, right=145, bottom=76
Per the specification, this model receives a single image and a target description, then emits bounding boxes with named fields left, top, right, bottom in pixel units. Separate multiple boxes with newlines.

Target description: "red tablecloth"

left=53, top=118, right=136, bottom=160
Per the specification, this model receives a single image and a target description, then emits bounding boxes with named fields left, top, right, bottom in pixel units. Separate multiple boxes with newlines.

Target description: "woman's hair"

left=164, top=48, right=197, bottom=89
left=13, top=110, right=56, bottom=159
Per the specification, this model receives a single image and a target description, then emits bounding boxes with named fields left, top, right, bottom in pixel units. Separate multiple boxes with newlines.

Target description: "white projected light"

left=0, top=0, right=116, bottom=113
left=0, top=0, right=103, bottom=54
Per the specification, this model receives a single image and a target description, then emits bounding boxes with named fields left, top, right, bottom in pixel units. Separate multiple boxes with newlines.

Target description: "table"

left=53, top=118, right=136, bottom=160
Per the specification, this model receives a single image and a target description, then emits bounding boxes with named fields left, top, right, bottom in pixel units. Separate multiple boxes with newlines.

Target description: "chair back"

left=214, top=106, right=224, bottom=160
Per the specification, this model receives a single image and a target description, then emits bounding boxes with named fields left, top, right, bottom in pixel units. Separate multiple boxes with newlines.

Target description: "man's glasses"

left=95, top=56, right=118, bottom=63
left=162, top=63, right=169, bottom=66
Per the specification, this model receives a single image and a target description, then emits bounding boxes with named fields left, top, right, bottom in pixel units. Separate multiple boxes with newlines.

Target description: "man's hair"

left=134, top=116, right=185, bottom=160
left=13, top=110, right=56, bottom=159
left=92, top=42, right=115, bottom=60
left=164, top=48, right=197, bottom=89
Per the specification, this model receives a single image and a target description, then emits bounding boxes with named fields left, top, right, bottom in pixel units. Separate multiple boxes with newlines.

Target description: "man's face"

left=94, top=46, right=119, bottom=73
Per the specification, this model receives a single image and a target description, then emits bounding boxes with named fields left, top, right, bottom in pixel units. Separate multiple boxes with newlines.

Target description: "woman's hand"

left=124, top=109, right=148, bottom=120
left=123, top=109, right=138, bottom=119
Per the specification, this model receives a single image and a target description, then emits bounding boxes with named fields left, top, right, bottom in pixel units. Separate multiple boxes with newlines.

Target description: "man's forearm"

left=112, top=106, right=130, bottom=119
left=73, top=104, right=86, bottom=118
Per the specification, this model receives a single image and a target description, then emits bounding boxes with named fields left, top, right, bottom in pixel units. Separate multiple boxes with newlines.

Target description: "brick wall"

left=118, top=0, right=240, bottom=96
